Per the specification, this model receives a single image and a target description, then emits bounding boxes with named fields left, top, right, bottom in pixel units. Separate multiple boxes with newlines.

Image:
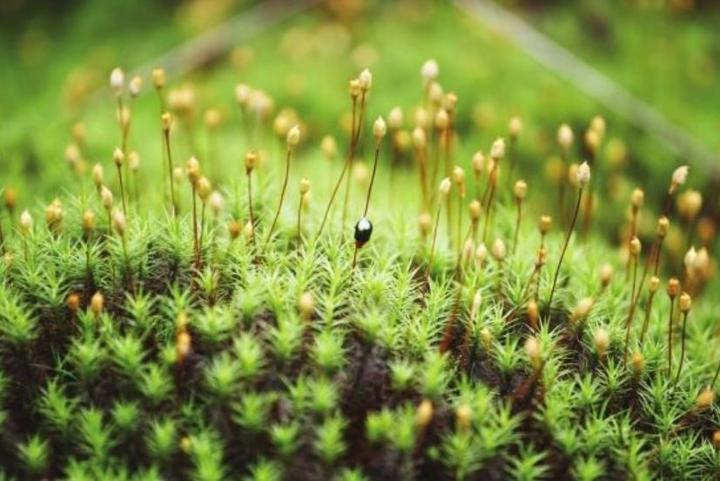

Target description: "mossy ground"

left=1, top=2, right=720, bottom=480
left=0, top=131, right=719, bottom=480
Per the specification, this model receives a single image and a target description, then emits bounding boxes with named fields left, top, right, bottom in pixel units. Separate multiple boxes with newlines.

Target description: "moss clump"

left=0, top=64, right=718, bottom=481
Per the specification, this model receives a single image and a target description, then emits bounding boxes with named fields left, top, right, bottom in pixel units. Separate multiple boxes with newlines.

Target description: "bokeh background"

left=1, top=0, right=719, bottom=275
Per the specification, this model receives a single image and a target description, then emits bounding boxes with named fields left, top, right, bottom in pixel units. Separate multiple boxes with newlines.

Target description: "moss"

left=0, top=54, right=718, bottom=481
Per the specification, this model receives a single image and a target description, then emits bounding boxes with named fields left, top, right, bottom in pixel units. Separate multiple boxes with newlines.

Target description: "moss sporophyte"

left=0, top=59, right=717, bottom=481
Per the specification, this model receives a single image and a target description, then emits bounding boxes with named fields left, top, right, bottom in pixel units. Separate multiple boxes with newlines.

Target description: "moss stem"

left=639, top=290, right=656, bottom=344
left=265, top=146, right=292, bottom=247
left=199, top=203, right=206, bottom=266
left=427, top=203, right=442, bottom=280
left=711, top=358, right=720, bottom=389
left=455, top=190, right=462, bottom=258
left=512, top=198, right=522, bottom=255
left=163, top=129, right=177, bottom=217
left=625, top=208, right=638, bottom=279
left=558, top=150, right=568, bottom=224
left=444, top=124, right=453, bottom=250
left=481, top=167, right=499, bottom=245
left=246, top=170, right=255, bottom=249
left=363, top=141, right=381, bottom=218
left=297, top=193, right=304, bottom=246
left=547, top=186, right=583, bottom=316
left=416, top=146, right=429, bottom=211
left=116, top=164, right=128, bottom=217
left=192, top=185, right=199, bottom=269
left=667, top=297, right=675, bottom=377
left=675, top=312, right=688, bottom=385
left=316, top=96, right=360, bottom=240
left=623, top=256, right=639, bottom=364
left=341, top=94, right=367, bottom=233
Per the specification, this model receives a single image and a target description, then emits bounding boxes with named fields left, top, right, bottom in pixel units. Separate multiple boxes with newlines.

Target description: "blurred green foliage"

left=0, top=0, right=717, bottom=251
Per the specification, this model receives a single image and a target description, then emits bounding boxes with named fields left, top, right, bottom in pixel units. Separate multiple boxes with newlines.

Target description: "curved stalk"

left=427, top=204, right=443, bottom=279
left=639, top=290, right=656, bottom=344
left=246, top=170, right=255, bottom=248
left=623, top=256, right=639, bottom=364
left=265, top=147, right=292, bottom=246
left=512, top=198, right=522, bottom=255
left=353, top=139, right=382, bottom=270
left=667, top=298, right=675, bottom=377
left=297, top=194, right=304, bottom=246
left=675, top=312, right=688, bottom=385
left=547, top=186, right=583, bottom=316
left=191, top=186, right=199, bottom=269
left=317, top=96, right=362, bottom=240
left=163, top=129, right=177, bottom=217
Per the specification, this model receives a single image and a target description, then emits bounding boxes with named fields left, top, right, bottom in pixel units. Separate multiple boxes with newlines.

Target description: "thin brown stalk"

left=653, top=241, right=663, bottom=276
left=427, top=204, right=443, bottom=279
left=634, top=192, right=674, bottom=294
left=581, top=152, right=595, bottom=237
left=623, top=256, right=639, bottom=364
left=342, top=94, right=367, bottom=231
left=512, top=198, right=522, bottom=255
left=455, top=191, right=463, bottom=259
left=191, top=185, right=199, bottom=268
left=265, top=147, right=292, bottom=246
left=625, top=208, right=638, bottom=278
left=246, top=170, right=255, bottom=248
left=297, top=194, right=304, bottom=246
left=163, top=129, right=177, bottom=216
left=558, top=151, right=568, bottom=224
left=353, top=139, right=383, bottom=271
left=121, top=115, right=131, bottom=170
left=630, top=236, right=665, bottom=325
left=711, top=357, right=720, bottom=389
left=416, top=147, right=429, bottom=211
left=444, top=122, right=454, bottom=249
left=363, top=141, right=381, bottom=218
left=639, top=291, right=656, bottom=344
left=523, top=235, right=548, bottom=302
left=481, top=162, right=495, bottom=208
left=429, top=130, right=441, bottom=206
left=667, top=298, right=675, bottom=376
left=675, top=312, right=689, bottom=385
left=116, top=165, right=128, bottom=217
left=316, top=96, right=361, bottom=240
left=351, top=244, right=359, bottom=271
left=547, top=186, right=583, bottom=316
left=199, top=203, right=207, bottom=263
left=481, top=170, right=498, bottom=245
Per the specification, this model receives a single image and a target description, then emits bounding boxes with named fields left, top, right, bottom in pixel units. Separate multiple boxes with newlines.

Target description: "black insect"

left=354, top=217, right=373, bottom=247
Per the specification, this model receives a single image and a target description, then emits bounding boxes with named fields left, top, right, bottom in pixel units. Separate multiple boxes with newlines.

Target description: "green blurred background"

left=1, top=0, right=718, bottom=257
